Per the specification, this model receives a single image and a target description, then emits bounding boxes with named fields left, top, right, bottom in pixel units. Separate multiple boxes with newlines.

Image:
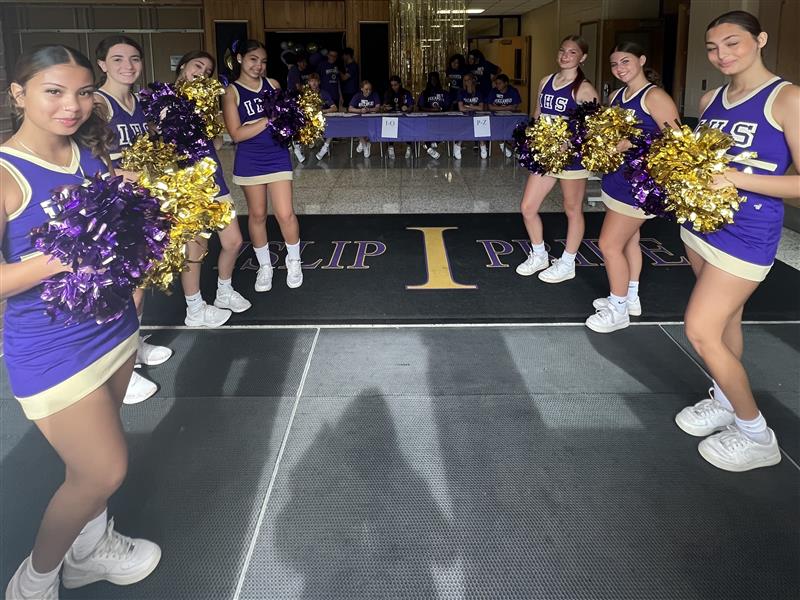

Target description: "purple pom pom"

left=511, top=119, right=548, bottom=175
left=259, top=87, right=307, bottom=146
left=566, top=100, right=602, bottom=153
left=30, top=175, right=172, bottom=325
left=623, top=130, right=672, bottom=219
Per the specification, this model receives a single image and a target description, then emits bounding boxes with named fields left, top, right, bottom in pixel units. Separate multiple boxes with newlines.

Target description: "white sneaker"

left=480, top=145, right=488, bottom=159
left=585, top=306, right=630, bottom=333
left=500, top=143, right=512, bottom=158
left=136, top=335, right=172, bottom=366
left=315, top=144, right=329, bottom=161
left=698, top=426, right=782, bottom=472
left=293, top=144, right=305, bottom=163
left=5, top=557, right=60, bottom=600
left=431, top=142, right=438, bottom=149
left=538, top=258, right=575, bottom=283
left=286, top=257, right=303, bottom=289
left=184, top=302, right=231, bottom=327
left=214, top=288, right=252, bottom=313
left=453, top=143, right=462, bottom=160
left=123, top=370, right=157, bottom=405
left=255, top=264, right=273, bottom=292
left=356, top=141, right=363, bottom=153
left=675, top=388, right=736, bottom=437
left=363, top=143, right=371, bottom=158
left=388, top=146, right=395, bottom=159
left=593, top=296, right=642, bottom=316
left=515, top=251, right=549, bottom=276
left=404, top=146, right=412, bottom=159
left=426, top=146, right=440, bottom=160
left=62, top=518, right=161, bottom=589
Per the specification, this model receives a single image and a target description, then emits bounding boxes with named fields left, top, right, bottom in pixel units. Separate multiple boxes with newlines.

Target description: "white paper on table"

left=473, top=115, right=491, bottom=138
left=381, top=116, right=399, bottom=138
left=406, top=113, right=429, bottom=117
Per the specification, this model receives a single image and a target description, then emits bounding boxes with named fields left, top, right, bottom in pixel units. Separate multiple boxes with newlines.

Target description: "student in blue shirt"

left=308, top=72, right=339, bottom=161
left=340, top=47, right=360, bottom=108
left=383, top=75, right=414, bottom=159
left=417, top=71, right=448, bottom=159
left=287, top=54, right=311, bottom=91
left=317, top=48, right=341, bottom=108
left=348, top=79, right=381, bottom=158
left=467, top=49, right=501, bottom=98
left=445, top=53, right=468, bottom=108
left=455, top=72, right=487, bottom=160
left=487, top=74, right=522, bottom=157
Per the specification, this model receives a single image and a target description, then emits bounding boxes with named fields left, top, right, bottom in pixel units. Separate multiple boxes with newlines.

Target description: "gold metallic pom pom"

left=120, top=136, right=184, bottom=175
left=581, top=106, right=641, bottom=173
left=176, top=76, right=226, bottom=139
left=526, top=115, right=573, bottom=174
left=297, top=87, right=326, bottom=147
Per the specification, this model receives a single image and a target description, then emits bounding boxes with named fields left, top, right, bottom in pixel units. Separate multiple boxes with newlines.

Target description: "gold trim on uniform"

left=17, top=332, right=139, bottom=420
left=764, top=80, right=790, bottom=132
left=551, top=168, right=590, bottom=180
left=601, top=190, right=654, bottom=220
left=0, top=157, right=33, bottom=220
left=215, top=192, right=233, bottom=203
left=680, top=227, right=771, bottom=282
left=0, top=141, right=80, bottom=174
left=233, top=171, right=293, bottom=185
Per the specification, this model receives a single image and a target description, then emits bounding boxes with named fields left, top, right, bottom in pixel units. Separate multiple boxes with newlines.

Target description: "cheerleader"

left=2, top=45, right=161, bottom=600
left=674, top=11, right=799, bottom=471
left=222, top=40, right=303, bottom=291
left=94, top=35, right=171, bottom=404
left=382, top=76, right=414, bottom=160
left=173, top=50, right=251, bottom=327
left=308, top=72, right=338, bottom=161
left=454, top=72, right=487, bottom=160
left=584, top=42, right=679, bottom=333
left=348, top=79, right=381, bottom=158
left=417, top=72, right=448, bottom=159
left=515, top=36, right=598, bottom=283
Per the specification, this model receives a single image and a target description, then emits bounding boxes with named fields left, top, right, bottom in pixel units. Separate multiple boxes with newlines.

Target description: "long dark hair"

left=11, top=45, right=114, bottom=158
left=175, top=50, right=216, bottom=82
left=95, top=35, right=143, bottom=86
left=232, top=39, right=266, bottom=81
left=448, top=53, right=466, bottom=71
left=561, top=35, right=590, bottom=97
left=706, top=10, right=762, bottom=37
left=610, top=41, right=661, bottom=87
left=424, top=71, right=443, bottom=95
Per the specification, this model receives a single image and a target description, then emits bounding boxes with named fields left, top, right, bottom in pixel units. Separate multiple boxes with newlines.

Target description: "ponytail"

left=74, top=106, right=116, bottom=160
left=643, top=66, right=662, bottom=87
left=571, top=66, right=586, bottom=98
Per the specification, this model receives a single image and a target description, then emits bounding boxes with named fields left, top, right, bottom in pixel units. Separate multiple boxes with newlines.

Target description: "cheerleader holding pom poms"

left=222, top=40, right=303, bottom=291
left=172, top=50, right=252, bottom=327
left=515, top=36, right=599, bottom=283
left=3, top=45, right=161, bottom=600
left=584, top=42, right=680, bottom=333
left=672, top=11, right=799, bottom=472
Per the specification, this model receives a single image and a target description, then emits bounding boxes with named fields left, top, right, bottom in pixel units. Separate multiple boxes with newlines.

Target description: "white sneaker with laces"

left=453, top=143, right=462, bottom=160
left=5, top=557, right=60, bottom=600
left=404, top=146, right=412, bottom=159
left=388, top=146, right=395, bottom=159
left=431, top=142, right=438, bottom=149
left=426, top=146, right=441, bottom=159
left=356, top=141, right=363, bottom=153
left=293, top=144, right=305, bottom=163
left=538, top=258, right=575, bottom=283
left=184, top=302, right=231, bottom=328
left=286, top=257, right=303, bottom=289
left=593, top=295, right=642, bottom=316
left=675, top=388, right=736, bottom=437
left=585, top=306, right=630, bottom=333
left=363, top=143, right=371, bottom=158
left=61, top=518, right=161, bottom=589
left=515, top=251, right=549, bottom=276
left=480, top=145, right=488, bottom=159
left=255, top=264, right=273, bottom=292
left=315, top=144, right=329, bottom=161
left=136, top=335, right=172, bottom=366
left=698, top=426, right=781, bottom=472
left=214, top=288, right=252, bottom=313
left=501, top=143, right=512, bottom=158
left=123, top=370, right=157, bottom=405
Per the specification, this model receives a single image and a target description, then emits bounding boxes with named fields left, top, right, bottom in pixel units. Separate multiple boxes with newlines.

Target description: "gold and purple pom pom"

left=30, top=175, right=171, bottom=325
left=137, top=157, right=234, bottom=290
left=176, top=76, right=226, bottom=139
left=512, top=115, right=573, bottom=175
left=296, top=87, right=326, bottom=147
left=580, top=105, right=641, bottom=173
left=120, top=135, right=186, bottom=175
left=646, top=124, right=753, bottom=233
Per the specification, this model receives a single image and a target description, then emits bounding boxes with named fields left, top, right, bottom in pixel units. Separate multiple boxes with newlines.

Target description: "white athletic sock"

left=531, top=242, right=546, bottom=257
left=253, top=244, right=272, bottom=268
left=627, top=280, right=640, bottom=302
left=185, top=291, right=203, bottom=312
left=17, top=555, right=62, bottom=597
left=712, top=380, right=734, bottom=411
left=609, top=293, right=627, bottom=314
left=71, top=508, right=107, bottom=560
left=217, top=277, right=232, bottom=292
left=286, top=241, right=301, bottom=261
left=735, top=412, right=771, bottom=445
left=561, top=250, right=576, bottom=264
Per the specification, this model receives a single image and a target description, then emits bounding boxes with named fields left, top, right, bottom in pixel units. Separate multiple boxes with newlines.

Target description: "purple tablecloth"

left=324, top=113, right=529, bottom=142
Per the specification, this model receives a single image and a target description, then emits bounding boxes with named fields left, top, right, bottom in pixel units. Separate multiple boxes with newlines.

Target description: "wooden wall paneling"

left=344, top=0, right=388, bottom=62
left=263, top=0, right=306, bottom=30
left=306, top=1, right=345, bottom=30
left=203, top=0, right=264, bottom=64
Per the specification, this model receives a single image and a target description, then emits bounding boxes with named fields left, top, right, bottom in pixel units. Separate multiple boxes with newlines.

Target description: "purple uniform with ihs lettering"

left=682, top=77, right=793, bottom=280
left=231, top=78, right=292, bottom=185
left=95, top=89, right=147, bottom=167
left=538, top=74, right=585, bottom=175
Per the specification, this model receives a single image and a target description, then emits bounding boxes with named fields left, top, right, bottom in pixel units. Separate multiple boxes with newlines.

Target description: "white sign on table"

left=473, top=115, right=491, bottom=138
left=381, top=116, right=399, bottom=139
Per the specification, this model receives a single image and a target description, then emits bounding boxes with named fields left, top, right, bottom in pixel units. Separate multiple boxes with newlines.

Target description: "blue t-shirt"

left=384, top=88, right=414, bottom=111
left=318, top=60, right=340, bottom=99
left=458, top=88, right=484, bottom=107
left=318, top=88, right=335, bottom=109
left=341, top=61, right=360, bottom=95
left=349, top=91, right=381, bottom=109
left=287, top=65, right=312, bottom=91
left=446, top=66, right=468, bottom=91
left=417, top=90, right=448, bottom=110
left=471, top=60, right=500, bottom=95
left=487, top=85, right=521, bottom=108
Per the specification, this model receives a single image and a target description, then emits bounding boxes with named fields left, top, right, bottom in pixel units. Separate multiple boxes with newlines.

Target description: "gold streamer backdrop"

left=390, top=0, right=468, bottom=96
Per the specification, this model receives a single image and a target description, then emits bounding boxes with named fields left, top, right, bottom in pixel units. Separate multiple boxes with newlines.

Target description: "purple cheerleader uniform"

left=601, top=84, right=661, bottom=218
left=0, top=142, right=139, bottom=419
left=681, top=77, right=794, bottom=281
left=538, top=74, right=589, bottom=179
left=230, top=78, right=293, bottom=185
left=95, top=89, right=147, bottom=168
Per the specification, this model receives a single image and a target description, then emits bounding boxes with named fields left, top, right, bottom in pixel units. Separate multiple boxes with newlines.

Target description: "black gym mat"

left=142, top=213, right=800, bottom=325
